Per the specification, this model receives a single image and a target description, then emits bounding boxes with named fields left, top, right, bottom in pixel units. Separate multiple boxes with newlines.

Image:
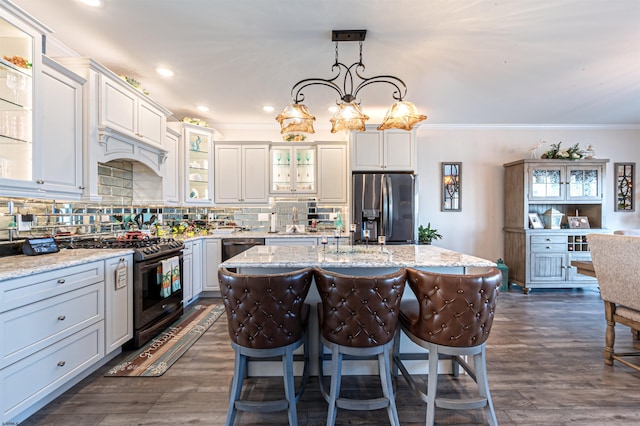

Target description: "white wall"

left=415, top=126, right=640, bottom=262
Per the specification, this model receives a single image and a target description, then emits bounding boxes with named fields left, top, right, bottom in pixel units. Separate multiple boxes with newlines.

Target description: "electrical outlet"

left=207, top=213, right=215, bottom=222
left=329, top=213, right=338, bottom=220
left=16, top=214, right=31, bottom=231
left=258, top=213, right=269, bottom=222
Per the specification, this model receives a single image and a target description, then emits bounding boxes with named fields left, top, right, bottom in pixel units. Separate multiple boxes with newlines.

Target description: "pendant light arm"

left=352, top=73, right=408, bottom=101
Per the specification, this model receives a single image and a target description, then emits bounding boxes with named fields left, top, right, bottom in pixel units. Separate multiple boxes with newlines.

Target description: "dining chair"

left=313, top=267, right=407, bottom=426
left=218, top=267, right=314, bottom=426
left=394, top=267, right=502, bottom=426
left=588, top=233, right=640, bottom=372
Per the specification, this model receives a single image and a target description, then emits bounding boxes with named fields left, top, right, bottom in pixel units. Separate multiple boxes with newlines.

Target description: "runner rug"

left=105, top=303, right=224, bottom=377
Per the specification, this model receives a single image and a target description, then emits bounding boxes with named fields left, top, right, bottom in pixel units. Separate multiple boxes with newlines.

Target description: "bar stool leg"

left=379, top=345, right=400, bottom=425
left=426, top=343, right=439, bottom=426
left=474, top=348, right=497, bottom=426
left=226, top=350, right=245, bottom=426
left=327, top=347, right=343, bottom=426
left=283, top=345, right=298, bottom=426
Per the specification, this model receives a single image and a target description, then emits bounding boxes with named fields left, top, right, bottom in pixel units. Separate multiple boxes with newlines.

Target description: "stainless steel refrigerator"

left=352, top=172, right=417, bottom=244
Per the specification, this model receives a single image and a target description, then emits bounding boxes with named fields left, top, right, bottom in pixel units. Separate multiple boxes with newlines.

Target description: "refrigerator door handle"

left=381, top=174, right=388, bottom=237
left=387, top=175, right=394, bottom=238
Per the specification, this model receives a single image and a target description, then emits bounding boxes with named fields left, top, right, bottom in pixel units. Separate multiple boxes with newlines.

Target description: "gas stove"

left=58, top=235, right=184, bottom=261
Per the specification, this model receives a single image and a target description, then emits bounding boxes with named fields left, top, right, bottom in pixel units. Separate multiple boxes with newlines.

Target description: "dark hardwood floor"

left=21, top=287, right=640, bottom=425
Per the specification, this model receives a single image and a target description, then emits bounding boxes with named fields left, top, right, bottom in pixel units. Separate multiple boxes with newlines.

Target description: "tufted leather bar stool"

left=314, top=267, right=406, bottom=426
left=218, top=267, right=314, bottom=426
left=393, top=267, right=501, bottom=426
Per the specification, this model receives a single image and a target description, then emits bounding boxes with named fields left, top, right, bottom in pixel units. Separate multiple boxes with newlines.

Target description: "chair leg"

left=295, top=330, right=310, bottom=403
left=379, top=346, right=400, bottom=426
left=283, top=345, right=298, bottom=426
left=226, top=349, right=245, bottom=426
left=474, top=347, right=497, bottom=426
left=426, top=343, right=439, bottom=426
left=326, top=346, right=343, bottom=426
left=603, top=301, right=615, bottom=366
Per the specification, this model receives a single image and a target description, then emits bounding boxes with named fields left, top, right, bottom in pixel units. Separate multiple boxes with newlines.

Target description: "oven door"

left=134, top=253, right=183, bottom=330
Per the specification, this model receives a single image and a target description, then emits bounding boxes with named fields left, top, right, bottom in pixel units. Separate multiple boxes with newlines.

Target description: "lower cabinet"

left=182, top=241, right=193, bottom=304
left=0, top=256, right=134, bottom=424
left=202, top=239, right=221, bottom=292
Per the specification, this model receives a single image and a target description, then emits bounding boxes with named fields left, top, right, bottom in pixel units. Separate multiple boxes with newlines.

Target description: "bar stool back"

left=218, top=267, right=313, bottom=426
left=394, top=267, right=501, bottom=426
left=314, top=267, right=406, bottom=426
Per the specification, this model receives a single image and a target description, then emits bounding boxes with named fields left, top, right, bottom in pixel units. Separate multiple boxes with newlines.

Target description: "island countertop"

left=219, top=244, right=496, bottom=269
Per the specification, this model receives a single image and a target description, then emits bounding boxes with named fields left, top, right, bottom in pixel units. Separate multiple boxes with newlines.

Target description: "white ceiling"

left=10, top=0, right=640, bottom=130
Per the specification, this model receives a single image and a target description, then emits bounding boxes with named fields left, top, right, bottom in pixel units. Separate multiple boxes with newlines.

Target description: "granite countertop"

left=219, top=244, right=495, bottom=269
left=0, top=248, right=134, bottom=282
left=183, top=230, right=349, bottom=241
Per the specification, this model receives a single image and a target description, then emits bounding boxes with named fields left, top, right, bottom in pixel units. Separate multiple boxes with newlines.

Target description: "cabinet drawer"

left=530, top=243, right=566, bottom=252
left=0, top=261, right=104, bottom=313
left=1, top=283, right=103, bottom=369
left=1, top=322, right=104, bottom=421
left=530, top=235, right=566, bottom=244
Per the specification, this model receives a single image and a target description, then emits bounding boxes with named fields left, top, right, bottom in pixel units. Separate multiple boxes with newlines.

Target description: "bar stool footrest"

left=436, top=396, right=487, bottom=410
left=235, top=399, right=289, bottom=412
left=336, top=396, right=390, bottom=411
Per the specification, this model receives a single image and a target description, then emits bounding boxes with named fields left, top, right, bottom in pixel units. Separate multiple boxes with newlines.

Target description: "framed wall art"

left=614, top=162, right=635, bottom=212
left=441, top=162, right=461, bottom=211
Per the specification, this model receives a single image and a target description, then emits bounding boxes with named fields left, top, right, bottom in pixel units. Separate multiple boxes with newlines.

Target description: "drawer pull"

left=57, top=278, right=66, bottom=284
left=57, top=361, right=66, bottom=367
left=546, top=246, right=551, bottom=249
left=58, top=315, right=66, bottom=321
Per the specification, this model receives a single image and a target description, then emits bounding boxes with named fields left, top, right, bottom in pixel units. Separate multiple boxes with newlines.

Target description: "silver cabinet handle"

left=57, top=361, right=66, bottom=367
left=58, top=315, right=66, bottom=321
left=57, top=278, right=65, bottom=284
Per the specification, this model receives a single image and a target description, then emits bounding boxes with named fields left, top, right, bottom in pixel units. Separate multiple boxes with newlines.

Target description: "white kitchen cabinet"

left=270, top=143, right=315, bottom=195
left=35, top=56, right=85, bottom=197
left=317, top=142, right=348, bottom=203
left=56, top=57, right=172, bottom=202
left=100, top=75, right=165, bottom=147
left=182, top=239, right=203, bottom=304
left=182, top=123, right=214, bottom=205
left=0, top=260, right=105, bottom=424
left=351, top=127, right=414, bottom=171
left=161, top=126, right=180, bottom=204
left=104, top=255, right=133, bottom=353
left=202, top=238, right=221, bottom=292
left=215, top=143, right=269, bottom=204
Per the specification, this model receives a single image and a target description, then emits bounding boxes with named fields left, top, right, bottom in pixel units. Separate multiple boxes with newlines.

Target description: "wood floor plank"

left=18, top=288, right=640, bottom=425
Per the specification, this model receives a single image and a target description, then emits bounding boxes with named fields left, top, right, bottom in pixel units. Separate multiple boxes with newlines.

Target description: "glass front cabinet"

left=182, top=123, right=213, bottom=205
left=0, top=8, right=43, bottom=188
left=270, top=144, right=315, bottom=195
left=528, top=163, right=604, bottom=202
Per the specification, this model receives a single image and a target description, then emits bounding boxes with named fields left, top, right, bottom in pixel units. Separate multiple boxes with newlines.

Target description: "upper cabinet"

left=270, top=143, right=315, bottom=195
left=100, top=76, right=165, bottom=147
left=527, top=162, right=605, bottom=203
left=182, top=123, right=214, bottom=205
left=317, top=142, right=348, bottom=204
left=215, top=142, right=269, bottom=204
left=161, top=126, right=180, bottom=204
left=351, top=126, right=415, bottom=171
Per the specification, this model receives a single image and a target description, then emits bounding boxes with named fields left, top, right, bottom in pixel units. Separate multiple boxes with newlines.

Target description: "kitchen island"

left=219, top=244, right=496, bottom=376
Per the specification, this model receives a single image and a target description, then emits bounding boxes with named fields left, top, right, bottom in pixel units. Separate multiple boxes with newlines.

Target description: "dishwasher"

left=221, top=238, right=265, bottom=271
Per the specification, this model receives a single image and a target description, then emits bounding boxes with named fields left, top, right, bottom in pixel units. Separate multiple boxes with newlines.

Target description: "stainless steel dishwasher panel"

left=221, top=238, right=265, bottom=262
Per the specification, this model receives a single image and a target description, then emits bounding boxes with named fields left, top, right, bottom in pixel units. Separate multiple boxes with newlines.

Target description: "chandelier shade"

left=330, top=102, right=369, bottom=133
left=378, top=100, right=427, bottom=131
left=276, top=30, right=426, bottom=134
left=275, top=103, right=316, bottom=134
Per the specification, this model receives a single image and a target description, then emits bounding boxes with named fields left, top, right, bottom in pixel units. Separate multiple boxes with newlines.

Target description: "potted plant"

left=418, top=223, right=443, bottom=245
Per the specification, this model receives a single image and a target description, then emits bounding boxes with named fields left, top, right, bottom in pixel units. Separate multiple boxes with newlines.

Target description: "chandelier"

left=276, top=30, right=427, bottom=134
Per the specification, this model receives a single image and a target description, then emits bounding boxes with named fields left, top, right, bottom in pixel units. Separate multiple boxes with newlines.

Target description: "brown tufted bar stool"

left=314, top=267, right=406, bottom=426
left=218, top=267, right=314, bottom=426
left=394, top=267, right=501, bottom=426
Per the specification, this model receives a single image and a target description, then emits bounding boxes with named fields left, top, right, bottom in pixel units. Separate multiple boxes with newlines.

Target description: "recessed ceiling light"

left=80, top=0, right=103, bottom=7
left=328, top=106, right=338, bottom=113
left=262, top=105, right=275, bottom=113
left=196, top=105, right=209, bottom=112
left=156, top=67, right=174, bottom=77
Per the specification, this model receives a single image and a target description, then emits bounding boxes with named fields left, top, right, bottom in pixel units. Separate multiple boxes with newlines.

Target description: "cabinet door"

left=202, top=239, right=221, bottom=291
left=104, top=255, right=133, bottom=353
left=137, top=100, right=164, bottom=146
left=529, top=251, right=565, bottom=281
left=352, top=131, right=383, bottom=170
left=567, top=252, right=597, bottom=282
left=192, top=240, right=203, bottom=296
left=242, top=144, right=269, bottom=203
left=318, top=143, right=347, bottom=203
left=528, top=165, right=565, bottom=201
left=182, top=253, right=193, bottom=304
left=384, top=130, right=414, bottom=171
left=214, top=144, right=241, bottom=203
left=37, top=57, right=84, bottom=196
left=100, top=76, right=136, bottom=135
left=566, top=165, right=603, bottom=201
left=162, top=128, right=180, bottom=204
left=184, top=126, right=213, bottom=204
